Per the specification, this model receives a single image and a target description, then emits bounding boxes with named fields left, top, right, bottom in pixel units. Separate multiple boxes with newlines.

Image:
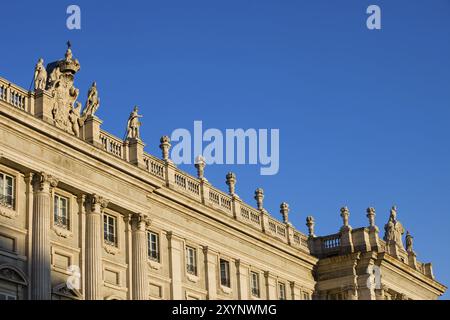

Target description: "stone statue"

left=34, top=58, right=47, bottom=91
left=69, top=102, right=82, bottom=137
left=384, top=206, right=405, bottom=246
left=82, top=82, right=100, bottom=118
left=405, top=231, right=414, bottom=252
left=126, top=106, right=143, bottom=139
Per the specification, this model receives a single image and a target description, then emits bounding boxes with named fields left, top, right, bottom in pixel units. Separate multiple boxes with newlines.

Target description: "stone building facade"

left=0, top=46, right=446, bottom=300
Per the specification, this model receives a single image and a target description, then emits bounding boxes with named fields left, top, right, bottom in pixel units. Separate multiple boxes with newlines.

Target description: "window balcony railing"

left=0, top=195, right=14, bottom=209
left=54, top=216, right=69, bottom=229
left=186, top=264, right=197, bottom=276
left=251, top=287, right=260, bottom=297
left=148, top=251, right=160, bottom=262
left=104, top=234, right=117, bottom=247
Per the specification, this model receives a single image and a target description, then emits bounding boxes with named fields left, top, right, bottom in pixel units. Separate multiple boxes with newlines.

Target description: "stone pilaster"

left=289, top=282, right=301, bottom=300
left=131, top=213, right=150, bottom=300
left=31, top=172, right=58, bottom=300
left=203, top=247, right=218, bottom=300
left=236, top=260, right=249, bottom=300
left=264, top=271, right=277, bottom=299
left=167, top=232, right=183, bottom=299
left=85, top=194, right=109, bottom=300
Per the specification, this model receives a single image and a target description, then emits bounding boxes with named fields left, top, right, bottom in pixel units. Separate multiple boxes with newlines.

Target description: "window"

left=278, top=282, right=286, bottom=300
left=250, top=272, right=260, bottom=297
left=0, top=172, right=14, bottom=208
left=0, top=292, right=17, bottom=300
left=185, top=246, right=197, bottom=276
left=220, top=259, right=230, bottom=288
left=104, top=214, right=117, bottom=246
left=54, top=194, right=69, bottom=229
left=147, top=232, right=160, bottom=262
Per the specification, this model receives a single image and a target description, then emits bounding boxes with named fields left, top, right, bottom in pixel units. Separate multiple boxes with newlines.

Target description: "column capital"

left=202, top=246, right=219, bottom=256
left=87, top=194, right=109, bottom=213
left=131, top=212, right=151, bottom=231
left=32, top=171, right=59, bottom=192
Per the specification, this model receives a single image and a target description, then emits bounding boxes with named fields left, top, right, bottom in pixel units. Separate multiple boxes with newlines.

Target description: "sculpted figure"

left=69, top=103, right=82, bottom=137
left=83, top=82, right=100, bottom=118
left=384, top=206, right=405, bottom=246
left=405, top=231, right=414, bottom=252
left=34, top=58, right=47, bottom=91
left=126, top=106, right=143, bottom=139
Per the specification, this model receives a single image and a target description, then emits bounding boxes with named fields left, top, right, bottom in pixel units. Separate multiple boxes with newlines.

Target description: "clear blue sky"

left=1, top=0, right=449, bottom=298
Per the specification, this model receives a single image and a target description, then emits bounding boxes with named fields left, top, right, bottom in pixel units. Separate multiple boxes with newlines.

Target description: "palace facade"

left=0, top=46, right=446, bottom=300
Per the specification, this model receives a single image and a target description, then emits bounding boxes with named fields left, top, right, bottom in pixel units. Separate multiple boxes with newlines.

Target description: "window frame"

left=0, top=171, right=15, bottom=209
left=185, top=246, right=197, bottom=276
left=250, top=271, right=260, bottom=298
left=219, top=259, right=231, bottom=288
left=147, top=231, right=160, bottom=262
left=53, top=194, right=70, bottom=230
left=278, top=282, right=286, bottom=300
left=103, top=213, right=118, bottom=247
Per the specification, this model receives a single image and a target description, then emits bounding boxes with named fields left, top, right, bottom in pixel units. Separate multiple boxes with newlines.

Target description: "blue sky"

left=1, top=0, right=449, bottom=298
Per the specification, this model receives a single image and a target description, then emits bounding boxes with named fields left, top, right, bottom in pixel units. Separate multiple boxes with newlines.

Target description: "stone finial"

left=405, top=231, right=414, bottom=253
left=366, top=207, right=376, bottom=228
left=126, top=106, right=143, bottom=140
left=280, top=202, right=290, bottom=224
left=159, top=136, right=171, bottom=161
left=226, top=172, right=236, bottom=195
left=254, top=188, right=264, bottom=210
left=340, top=206, right=350, bottom=228
left=306, top=216, right=315, bottom=237
left=195, top=155, right=206, bottom=180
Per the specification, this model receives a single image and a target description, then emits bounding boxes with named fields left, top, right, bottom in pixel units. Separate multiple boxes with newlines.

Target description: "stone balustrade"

left=143, top=153, right=165, bottom=180
left=99, top=130, right=124, bottom=159
left=0, top=77, right=30, bottom=112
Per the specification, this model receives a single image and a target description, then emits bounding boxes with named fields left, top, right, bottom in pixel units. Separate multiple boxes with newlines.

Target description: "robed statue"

left=126, top=106, right=143, bottom=139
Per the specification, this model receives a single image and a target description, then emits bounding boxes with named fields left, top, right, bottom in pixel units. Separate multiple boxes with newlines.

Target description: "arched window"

left=0, top=265, right=28, bottom=300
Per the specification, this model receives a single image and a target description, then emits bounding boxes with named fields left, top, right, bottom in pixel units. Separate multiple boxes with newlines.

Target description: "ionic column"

left=31, top=172, right=58, bottom=300
left=131, top=213, right=150, bottom=300
left=85, top=194, right=109, bottom=300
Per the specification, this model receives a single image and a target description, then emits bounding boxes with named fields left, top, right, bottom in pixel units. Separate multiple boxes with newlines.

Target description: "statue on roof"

left=405, top=231, right=414, bottom=253
left=82, top=82, right=100, bottom=118
left=126, top=106, right=143, bottom=140
left=384, top=206, right=405, bottom=247
left=33, top=58, right=47, bottom=91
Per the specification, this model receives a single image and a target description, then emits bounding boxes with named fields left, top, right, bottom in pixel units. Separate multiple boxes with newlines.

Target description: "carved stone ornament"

left=46, top=44, right=82, bottom=137
left=104, top=244, right=120, bottom=256
left=89, top=194, right=109, bottom=213
left=0, top=206, right=17, bottom=220
left=53, top=226, right=72, bottom=239
left=32, top=172, right=59, bottom=192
